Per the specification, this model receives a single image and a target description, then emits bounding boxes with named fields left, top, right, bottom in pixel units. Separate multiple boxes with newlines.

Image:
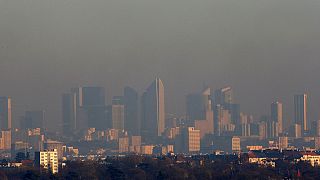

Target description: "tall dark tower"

left=24, top=110, right=45, bottom=129
left=271, top=101, right=283, bottom=134
left=186, top=88, right=214, bottom=138
left=124, top=87, right=139, bottom=135
left=0, top=97, right=12, bottom=130
left=294, top=94, right=307, bottom=134
left=79, top=87, right=106, bottom=129
left=110, top=96, right=125, bottom=130
left=62, top=86, right=107, bottom=135
left=141, top=78, right=165, bottom=142
left=62, top=93, right=77, bottom=135
left=214, top=86, right=233, bottom=106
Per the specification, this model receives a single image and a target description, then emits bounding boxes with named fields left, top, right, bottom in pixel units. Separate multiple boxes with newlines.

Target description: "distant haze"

left=1, top=0, right=320, bottom=130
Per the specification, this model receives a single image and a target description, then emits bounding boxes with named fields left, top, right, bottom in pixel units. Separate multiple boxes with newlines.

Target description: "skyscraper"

left=214, top=86, right=233, bottom=106
left=111, top=96, right=125, bottom=130
left=187, top=87, right=214, bottom=138
left=74, top=87, right=105, bottom=107
left=80, top=87, right=106, bottom=129
left=186, top=88, right=211, bottom=124
left=271, top=101, right=283, bottom=134
left=141, top=78, right=165, bottom=141
left=24, top=110, right=45, bottom=129
left=124, top=87, right=139, bottom=135
left=186, top=88, right=212, bottom=120
left=214, top=104, right=233, bottom=136
left=63, top=87, right=107, bottom=134
left=0, top=97, right=12, bottom=130
left=225, top=103, right=240, bottom=125
left=62, top=93, right=77, bottom=135
left=212, top=87, right=236, bottom=136
left=294, top=94, right=308, bottom=133
left=70, top=86, right=106, bottom=109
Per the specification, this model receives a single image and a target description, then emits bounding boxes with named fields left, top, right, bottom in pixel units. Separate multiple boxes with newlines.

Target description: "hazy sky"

left=1, top=0, right=320, bottom=130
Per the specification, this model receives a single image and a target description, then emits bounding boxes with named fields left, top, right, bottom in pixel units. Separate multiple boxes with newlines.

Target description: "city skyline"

left=0, top=81, right=318, bottom=133
left=2, top=78, right=319, bottom=132
left=2, top=0, right=320, bottom=177
left=1, top=0, right=320, bottom=131
left=0, top=81, right=317, bottom=145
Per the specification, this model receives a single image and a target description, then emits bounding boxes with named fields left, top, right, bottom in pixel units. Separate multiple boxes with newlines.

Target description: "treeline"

left=1, top=155, right=320, bottom=179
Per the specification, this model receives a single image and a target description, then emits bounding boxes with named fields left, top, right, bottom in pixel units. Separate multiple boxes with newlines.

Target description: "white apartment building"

left=35, top=149, right=59, bottom=174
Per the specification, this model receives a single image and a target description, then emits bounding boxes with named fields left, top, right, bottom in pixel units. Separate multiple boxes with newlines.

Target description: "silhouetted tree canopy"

left=0, top=155, right=320, bottom=179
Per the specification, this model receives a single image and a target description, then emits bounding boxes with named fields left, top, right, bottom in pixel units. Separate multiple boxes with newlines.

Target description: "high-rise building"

left=26, top=128, right=45, bottom=154
left=294, top=94, right=308, bottom=133
left=63, top=87, right=107, bottom=133
left=112, top=96, right=124, bottom=105
left=129, top=136, right=142, bottom=153
left=186, top=88, right=212, bottom=121
left=235, top=113, right=251, bottom=136
left=118, top=137, right=129, bottom=153
left=267, top=121, right=279, bottom=138
left=35, top=149, right=59, bottom=174
left=214, top=105, right=234, bottom=136
left=130, top=136, right=141, bottom=146
left=62, top=93, right=77, bottom=135
left=259, top=115, right=278, bottom=139
left=186, top=94, right=207, bottom=123
left=213, top=86, right=233, bottom=106
left=231, top=137, right=241, bottom=153
left=0, top=97, right=11, bottom=130
left=279, top=136, right=288, bottom=149
left=80, top=87, right=106, bottom=129
left=73, top=87, right=105, bottom=107
left=271, top=101, right=283, bottom=134
left=212, top=87, right=236, bottom=136
left=187, top=88, right=214, bottom=138
left=225, top=103, right=241, bottom=125
left=259, top=121, right=267, bottom=140
left=195, top=109, right=214, bottom=138
left=111, top=96, right=125, bottom=130
left=44, top=140, right=64, bottom=160
left=0, top=130, right=11, bottom=150
left=241, top=123, right=251, bottom=137
left=124, top=87, right=139, bottom=135
left=175, top=127, right=200, bottom=153
left=292, top=123, right=302, bottom=138
left=23, top=110, right=45, bottom=129
left=141, top=78, right=165, bottom=141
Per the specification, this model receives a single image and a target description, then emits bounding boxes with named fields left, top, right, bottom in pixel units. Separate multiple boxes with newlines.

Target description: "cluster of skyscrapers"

left=184, top=88, right=310, bottom=140
left=0, top=78, right=317, bottom=156
left=57, top=78, right=317, bottom=154
left=62, top=78, right=165, bottom=142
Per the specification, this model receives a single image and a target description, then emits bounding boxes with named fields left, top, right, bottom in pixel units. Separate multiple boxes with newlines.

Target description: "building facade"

left=271, top=101, right=283, bottom=134
left=187, top=88, right=214, bottom=138
left=110, top=96, right=125, bottom=130
left=35, top=149, right=59, bottom=174
left=124, top=87, right=140, bottom=135
left=141, top=78, right=165, bottom=142
left=294, top=94, right=308, bottom=134
left=175, top=127, right=200, bottom=153
left=0, top=97, right=11, bottom=130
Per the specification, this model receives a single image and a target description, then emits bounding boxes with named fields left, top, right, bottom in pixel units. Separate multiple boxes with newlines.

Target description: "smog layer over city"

left=0, top=0, right=320, bottom=179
